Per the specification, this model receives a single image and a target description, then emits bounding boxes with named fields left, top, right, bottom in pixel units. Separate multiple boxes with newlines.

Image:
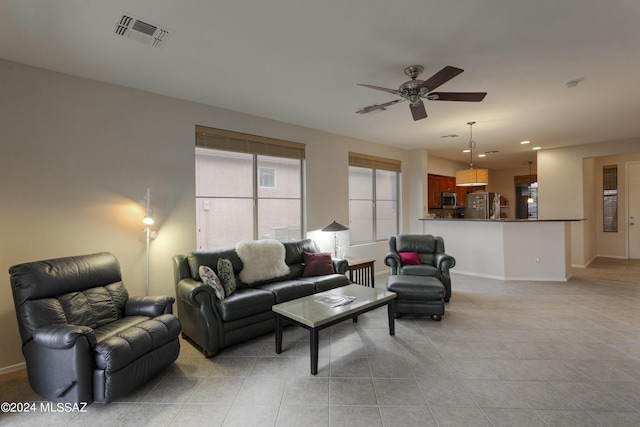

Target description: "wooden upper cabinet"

left=427, top=174, right=442, bottom=208
left=455, top=186, right=467, bottom=208
left=442, top=176, right=456, bottom=192
left=429, top=173, right=486, bottom=209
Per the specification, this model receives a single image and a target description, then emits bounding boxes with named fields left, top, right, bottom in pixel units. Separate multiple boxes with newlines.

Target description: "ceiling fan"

left=356, top=65, right=487, bottom=121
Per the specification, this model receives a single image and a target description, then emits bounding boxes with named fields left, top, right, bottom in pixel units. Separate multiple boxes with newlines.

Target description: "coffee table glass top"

left=272, top=284, right=396, bottom=328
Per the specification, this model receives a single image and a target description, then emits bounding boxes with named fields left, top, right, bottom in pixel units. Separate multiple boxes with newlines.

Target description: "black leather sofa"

left=9, top=252, right=181, bottom=404
left=173, top=239, right=350, bottom=357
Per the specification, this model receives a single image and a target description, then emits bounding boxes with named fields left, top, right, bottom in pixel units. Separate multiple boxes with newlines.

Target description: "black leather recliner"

left=384, top=234, right=456, bottom=302
left=9, top=252, right=181, bottom=404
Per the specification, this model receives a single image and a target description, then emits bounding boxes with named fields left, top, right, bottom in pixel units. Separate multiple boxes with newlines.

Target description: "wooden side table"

left=344, top=256, right=376, bottom=287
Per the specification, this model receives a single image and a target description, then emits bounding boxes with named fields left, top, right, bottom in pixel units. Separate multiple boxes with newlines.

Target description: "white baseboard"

left=0, top=362, right=26, bottom=375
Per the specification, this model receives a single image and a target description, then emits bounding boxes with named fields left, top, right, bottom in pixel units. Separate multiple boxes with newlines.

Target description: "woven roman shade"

left=348, top=152, right=401, bottom=172
left=514, top=174, right=537, bottom=185
left=195, top=125, right=305, bottom=159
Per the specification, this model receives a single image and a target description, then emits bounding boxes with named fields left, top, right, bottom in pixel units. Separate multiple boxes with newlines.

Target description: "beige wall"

left=592, top=153, right=640, bottom=258
left=2, top=57, right=638, bottom=371
left=538, top=139, right=640, bottom=266
left=0, top=59, right=410, bottom=370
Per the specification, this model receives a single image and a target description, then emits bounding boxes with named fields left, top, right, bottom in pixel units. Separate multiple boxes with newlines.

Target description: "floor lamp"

left=321, top=221, right=349, bottom=258
left=140, top=188, right=155, bottom=296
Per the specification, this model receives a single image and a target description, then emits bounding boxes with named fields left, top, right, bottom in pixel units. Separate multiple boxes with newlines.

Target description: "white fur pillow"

left=236, top=239, right=290, bottom=285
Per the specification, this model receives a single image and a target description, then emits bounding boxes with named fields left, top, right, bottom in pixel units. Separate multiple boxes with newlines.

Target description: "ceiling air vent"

left=115, top=13, right=173, bottom=48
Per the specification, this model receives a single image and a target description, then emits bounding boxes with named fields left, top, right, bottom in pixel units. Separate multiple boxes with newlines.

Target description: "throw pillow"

left=399, top=251, right=420, bottom=265
left=236, top=239, right=290, bottom=285
left=216, top=258, right=237, bottom=296
left=302, top=251, right=335, bottom=277
left=199, top=265, right=225, bottom=300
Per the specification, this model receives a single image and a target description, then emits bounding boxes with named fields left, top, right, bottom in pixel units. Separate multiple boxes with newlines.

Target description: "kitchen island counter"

left=419, top=218, right=583, bottom=281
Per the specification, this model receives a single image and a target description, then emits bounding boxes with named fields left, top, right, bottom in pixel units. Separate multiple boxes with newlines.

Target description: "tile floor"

left=1, top=264, right=640, bottom=426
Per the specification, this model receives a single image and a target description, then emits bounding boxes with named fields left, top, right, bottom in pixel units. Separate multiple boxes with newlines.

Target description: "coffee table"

left=272, top=284, right=396, bottom=375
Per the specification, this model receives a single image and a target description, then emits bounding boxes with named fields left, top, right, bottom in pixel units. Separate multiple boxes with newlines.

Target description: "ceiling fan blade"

left=357, top=84, right=401, bottom=95
left=356, top=99, right=403, bottom=114
left=427, top=92, right=487, bottom=102
left=417, top=66, right=464, bottom=91
left=409, top=102, right=428, bottom=121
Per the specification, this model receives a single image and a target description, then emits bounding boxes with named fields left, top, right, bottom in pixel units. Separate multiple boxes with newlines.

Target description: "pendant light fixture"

left=527, top=161, right=535, bottom=204
left=456, top=121, right=489, bottom=186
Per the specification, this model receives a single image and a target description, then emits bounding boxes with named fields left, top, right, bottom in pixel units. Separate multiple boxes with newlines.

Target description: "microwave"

left=441, top=192, right=457, bottom=208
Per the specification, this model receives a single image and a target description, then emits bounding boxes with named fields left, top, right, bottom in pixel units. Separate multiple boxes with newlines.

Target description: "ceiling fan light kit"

left=456, top=121, right=489, bottom=187
left=356, top=65, right=487, bottom=121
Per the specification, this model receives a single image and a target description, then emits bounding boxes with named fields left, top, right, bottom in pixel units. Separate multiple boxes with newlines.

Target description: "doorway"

left=628, top=162, right=640, bottom=259
left=514, top=174, right=537, bottom=220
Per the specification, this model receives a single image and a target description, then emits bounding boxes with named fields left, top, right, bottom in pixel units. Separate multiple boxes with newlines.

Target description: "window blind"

left=195, top=125, right=305, bottom=160
left=514, top=174, right=537, bottom=185
left=348, top=152, right=401, bottom=172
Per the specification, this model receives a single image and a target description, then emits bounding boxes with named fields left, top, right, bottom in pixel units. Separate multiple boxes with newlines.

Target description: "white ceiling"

left=2, top=0, right=640, bottom=169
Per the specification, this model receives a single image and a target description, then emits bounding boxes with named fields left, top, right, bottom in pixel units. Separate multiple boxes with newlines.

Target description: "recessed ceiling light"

left=532, top=146, right=542, bottom=150
left=478, top=153, right=486, bottom=157
left=463, top=149, right=471, bottom=153
left=520, top=140, right=530, bottom=145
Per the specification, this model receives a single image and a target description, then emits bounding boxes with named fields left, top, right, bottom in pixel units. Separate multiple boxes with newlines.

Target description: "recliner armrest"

left=433, top=253, right=456, bottom=271
left=384, top=251, right=402, bottom=275
left=125, top=295, right=175, bottom=317
left=32, top=324, right=96, bottom=349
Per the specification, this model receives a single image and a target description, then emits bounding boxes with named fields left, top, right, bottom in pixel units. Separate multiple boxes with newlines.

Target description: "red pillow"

left=302, top=251, right=335, bottom=277
left=399, top=251, right=420, bottom=265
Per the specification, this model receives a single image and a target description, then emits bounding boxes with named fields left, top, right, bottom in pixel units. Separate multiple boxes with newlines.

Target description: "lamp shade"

left=456, top=168, right=489, bottom=186
left=321, top=221, right=349, bottom=232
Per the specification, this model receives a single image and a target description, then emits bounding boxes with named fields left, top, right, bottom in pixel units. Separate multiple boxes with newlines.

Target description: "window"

left=195, top=126, right=304, bottom=250
left=348, top=152, right=400, bottom=244
left=514, top=174, right=537, bottom=219
left=603, top=165, right=618, bottom=232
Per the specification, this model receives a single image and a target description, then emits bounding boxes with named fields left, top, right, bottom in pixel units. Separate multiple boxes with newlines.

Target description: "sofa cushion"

left=94, top=315, right=150, bottom=343
left=399, top=252, right=420, bottom=266
left=396, top=234, right=438, bottom=265
left=94, top=314, right=181, bottom=372
left=256, top=280, right=317, bottom=303
left=236, top=240, right=290, bottom=285
left=302, top=252, right=335, bottom=277
left=298, top=274, right=351, bottom=292
left=400, top=264, right=442, bottom=278
left=199, top=266, right=225, bottom=300
left=216, top=288, right=275, bottom=322
left=187, top=249, right=242, bottom=280
left=217, top=258, right=237, bottom=296
left=284, top=239, right=320, bottom=264
left=20, top=283, right=128, bottom=336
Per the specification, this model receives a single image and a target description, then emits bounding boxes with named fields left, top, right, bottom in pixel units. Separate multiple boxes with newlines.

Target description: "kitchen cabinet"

left=428, top=174, right=459, bottom=208
left=428, top=174, right=442, bottom=208
left=428, top=173, right=485, bottom=209
left=456, top=186, right=468, bottom=208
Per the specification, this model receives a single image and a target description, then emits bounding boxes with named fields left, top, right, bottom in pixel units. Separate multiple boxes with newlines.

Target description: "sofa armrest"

left=384, top=251, right=402, bottom=275
left=433, top=253, right=456, bottom=272
left=32, top=324, right=96, bottom=349
left=177, top=278, right=220, bottom=305
left=332, top=258, right=349, bottom=275
left=125, top=295, right=175, bottom=317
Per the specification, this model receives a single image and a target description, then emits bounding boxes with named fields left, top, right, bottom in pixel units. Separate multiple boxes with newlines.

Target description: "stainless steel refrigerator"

left=465, top=192, right=499, bottom=219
